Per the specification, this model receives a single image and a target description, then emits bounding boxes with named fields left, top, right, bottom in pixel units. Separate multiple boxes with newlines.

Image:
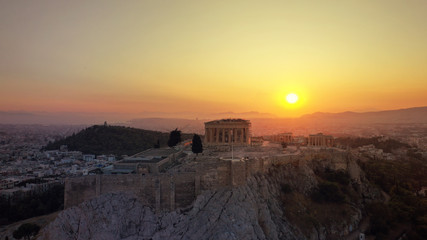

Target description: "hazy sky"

left=1, top=0, right=426, bottom=118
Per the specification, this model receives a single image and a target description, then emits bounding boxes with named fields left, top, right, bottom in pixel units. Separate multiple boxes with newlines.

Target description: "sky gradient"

left=1, top=0, right=426, bottom=118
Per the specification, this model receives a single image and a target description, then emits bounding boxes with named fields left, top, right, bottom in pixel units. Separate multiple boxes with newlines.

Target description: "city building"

left=108, top=148, right=184, bottom=174
left=271, top=132, right=293, bottom=143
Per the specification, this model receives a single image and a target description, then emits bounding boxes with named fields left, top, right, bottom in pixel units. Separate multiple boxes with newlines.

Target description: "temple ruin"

left=204, top=119, right=251, bottom=145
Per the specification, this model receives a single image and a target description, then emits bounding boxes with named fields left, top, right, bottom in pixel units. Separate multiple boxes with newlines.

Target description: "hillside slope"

left=38, top=154, right=384, bottom=240
left=44, top=125, right=192, bottom=156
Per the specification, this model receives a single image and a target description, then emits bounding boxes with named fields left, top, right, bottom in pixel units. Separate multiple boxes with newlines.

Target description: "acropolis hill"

left=63, top=119, right=337, bottom=211
left=36, top=118, right=396, bottom=240
left=43, top=144, right=379, bottom=240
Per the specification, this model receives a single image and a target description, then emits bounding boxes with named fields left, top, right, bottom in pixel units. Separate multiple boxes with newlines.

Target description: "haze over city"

left=1, top=0, right=426, bottom=122
left=2, top=1, right=427, bottom=240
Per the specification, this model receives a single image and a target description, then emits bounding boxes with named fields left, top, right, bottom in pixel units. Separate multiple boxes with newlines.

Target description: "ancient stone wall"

left=64, top=154, right=307, bottom=211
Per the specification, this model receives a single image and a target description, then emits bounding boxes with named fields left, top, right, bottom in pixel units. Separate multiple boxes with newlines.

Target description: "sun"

left=286, top=93, right=298, bottom=104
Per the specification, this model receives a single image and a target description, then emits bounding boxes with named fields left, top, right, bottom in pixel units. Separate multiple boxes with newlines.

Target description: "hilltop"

left=38, top=147, right=427, bottom=239
left=43, top=125, right=193, bottom=156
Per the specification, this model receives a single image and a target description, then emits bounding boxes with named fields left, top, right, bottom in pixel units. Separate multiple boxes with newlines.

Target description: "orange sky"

left=1, top=0, right=426, bottom=118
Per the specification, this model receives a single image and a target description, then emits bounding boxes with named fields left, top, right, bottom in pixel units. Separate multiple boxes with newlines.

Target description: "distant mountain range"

left=1, top=106, right=426, bottom=136
left=126, top=107, right=427, bottom=135
left=0, top=110, right=275, bottom=125
left=300, top=106, right=427, bottom=124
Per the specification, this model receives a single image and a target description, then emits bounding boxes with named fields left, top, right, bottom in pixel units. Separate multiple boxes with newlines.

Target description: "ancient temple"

left=308, top=133, right=334, bottom=147
left=204, top=119, right=251, bottom=145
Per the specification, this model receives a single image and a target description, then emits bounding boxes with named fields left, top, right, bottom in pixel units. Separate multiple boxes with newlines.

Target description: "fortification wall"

left=65, top=152, right=320, bottom=211
left=64, top=175, right=97, bottom=208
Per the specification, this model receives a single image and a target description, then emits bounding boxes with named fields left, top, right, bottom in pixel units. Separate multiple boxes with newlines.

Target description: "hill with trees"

left=43, top=125, right=192, bottom=156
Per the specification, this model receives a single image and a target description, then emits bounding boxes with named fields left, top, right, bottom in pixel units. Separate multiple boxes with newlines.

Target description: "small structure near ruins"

left=270, top=132, right=293, bottom=143
left=204, top=119, right=251, bottom=145
left=109, top=148, right=182, bottom=174
left=308, top=133, right=334, bottom=147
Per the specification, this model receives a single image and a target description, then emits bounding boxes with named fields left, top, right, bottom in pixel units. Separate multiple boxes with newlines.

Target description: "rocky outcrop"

left=39, top=152, right=382, bottom=240
left=39, top=174, right=305, bottom=240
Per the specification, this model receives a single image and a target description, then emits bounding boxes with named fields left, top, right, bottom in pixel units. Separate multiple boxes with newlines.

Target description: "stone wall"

left=64, top=155, right=305, bottom=211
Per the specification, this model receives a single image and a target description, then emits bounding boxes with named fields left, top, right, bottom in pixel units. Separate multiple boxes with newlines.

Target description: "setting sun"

left=286, top=93, right=299, bottom=104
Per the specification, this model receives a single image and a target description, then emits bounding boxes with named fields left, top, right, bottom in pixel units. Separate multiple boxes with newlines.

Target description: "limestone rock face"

left=39, top=193, right=158, bottom=240
left=39, top=175, right=305, bottom=240
left=39, top=153, right=377, bottom=240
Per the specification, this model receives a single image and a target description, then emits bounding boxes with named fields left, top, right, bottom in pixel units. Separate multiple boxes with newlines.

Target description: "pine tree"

left=167, top=128, right=181, bottom=147
left=192, top=134, right=203, bottom=155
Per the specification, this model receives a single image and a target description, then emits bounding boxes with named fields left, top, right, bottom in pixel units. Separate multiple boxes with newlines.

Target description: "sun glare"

left=286, top=93, right=298, bottom=104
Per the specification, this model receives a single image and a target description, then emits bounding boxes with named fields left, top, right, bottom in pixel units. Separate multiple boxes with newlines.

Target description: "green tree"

left=13, top=223, right=40, bottom=240
left=191, top=134, right=203, bottom=155
left=167, top=128, right=181, bottom=147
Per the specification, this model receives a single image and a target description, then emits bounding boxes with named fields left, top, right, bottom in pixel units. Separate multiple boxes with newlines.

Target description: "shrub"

left=311, top=182, right=346, bottom=203
left=323, top=169, right=350, bottom=185
left=281, top=183, right=292, bottom=194
left=13, top=223, right=40, bottom=240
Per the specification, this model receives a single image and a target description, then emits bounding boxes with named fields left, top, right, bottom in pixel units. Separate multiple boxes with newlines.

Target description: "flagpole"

left=231, top=129, right=233, bottom=160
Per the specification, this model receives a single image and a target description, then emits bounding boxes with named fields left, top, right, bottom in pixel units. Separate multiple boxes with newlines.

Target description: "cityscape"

left=1, top=1, right=427, bottom=240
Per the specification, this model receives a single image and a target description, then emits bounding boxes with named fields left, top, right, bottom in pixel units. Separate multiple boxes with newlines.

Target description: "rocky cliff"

left=39, top=153, right=382, bottom=240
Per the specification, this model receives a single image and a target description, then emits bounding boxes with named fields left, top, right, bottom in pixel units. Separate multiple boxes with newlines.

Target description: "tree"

left=191, top=134, right=203, bottom=155
left=311, top=182, right=346, bottom=203
left=153, top=139, right=160, bottom=148
left=13, top=223, right=40, bottom=240
left=167, top=128, right=181, bottom=147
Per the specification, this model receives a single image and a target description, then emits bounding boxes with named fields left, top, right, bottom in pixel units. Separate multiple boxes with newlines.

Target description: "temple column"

left=216, top=128, right=219, bottom=143
left=227, top=129, right=230, bottom=143
left=247, top=128, right=249, bottom=143
left=204, top=128, right=208, bottom=143
left=208, top=128, right=211, bottom=143
left=222, top=128, right=225, bottom=143
left=241, top=128, right=244, bottom=143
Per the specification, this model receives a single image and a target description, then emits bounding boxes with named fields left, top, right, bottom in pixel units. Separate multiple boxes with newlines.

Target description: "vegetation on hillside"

left=360, top=156, right=427, bottom=239
left=311, top=169, right=352, bottom=204
left=43, top=125, right=192, bottom=156
left=13, top=223, right=40, bottom=240
left=335, top=136, right=410, bottom=153
left=279, top=166, right=360, bottom=238
left=0, top=185, right=64, bottom=226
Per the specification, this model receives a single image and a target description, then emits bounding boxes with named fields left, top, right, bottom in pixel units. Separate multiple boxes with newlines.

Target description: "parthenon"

left=308, top=133, right=334, bottom=147
left=204, top=119, right=251, bottom=145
